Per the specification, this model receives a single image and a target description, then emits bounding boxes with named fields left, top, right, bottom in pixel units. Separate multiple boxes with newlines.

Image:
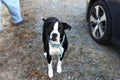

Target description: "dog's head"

left=42, top=17, right=71, bottom=44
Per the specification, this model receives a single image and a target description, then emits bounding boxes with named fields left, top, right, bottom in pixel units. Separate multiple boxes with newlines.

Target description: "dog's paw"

left=57, top=66, right=62, bottom=73
left=48, top=63, right=53, bottom=78
left=48, top=69, right=53, bottom=78
left=44, top=52, right=47, bottom=58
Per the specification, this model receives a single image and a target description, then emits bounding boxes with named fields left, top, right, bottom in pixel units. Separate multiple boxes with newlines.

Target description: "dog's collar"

left=49, top=35, right=65, bottom=48
left=49, top=35, right=65, bottom=58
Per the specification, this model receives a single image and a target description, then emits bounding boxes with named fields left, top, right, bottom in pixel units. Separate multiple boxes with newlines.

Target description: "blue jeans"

left=0, top=0, right=23, bottom=25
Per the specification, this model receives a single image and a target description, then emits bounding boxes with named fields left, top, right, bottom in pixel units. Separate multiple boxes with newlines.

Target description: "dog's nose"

left=51, top=33, right=58, bottom=41
left=52, top=33, right=57, bottom=37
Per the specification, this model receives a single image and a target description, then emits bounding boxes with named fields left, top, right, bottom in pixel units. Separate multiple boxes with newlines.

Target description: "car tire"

left=88, top=0, right=112, bottom=44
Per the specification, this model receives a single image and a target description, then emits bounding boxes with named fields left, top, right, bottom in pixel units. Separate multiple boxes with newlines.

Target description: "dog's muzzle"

left=51, top=33, right=58, bottom=41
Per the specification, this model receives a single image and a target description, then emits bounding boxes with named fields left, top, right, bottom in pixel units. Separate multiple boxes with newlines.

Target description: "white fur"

left=57, top=58, right=62, bottom=73
left=48, top=61, right=53, bottom=78
left=49, top=44, right=64, bottom=56
left=50, top=22, right=60, bottom=44
left=41, top=17, right=44, bottom=20
left=44, top=52, right=47, bottom=58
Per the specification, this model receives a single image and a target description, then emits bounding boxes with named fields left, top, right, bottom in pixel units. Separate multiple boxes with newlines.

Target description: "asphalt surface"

left=0, top=0, right=120, bottom=80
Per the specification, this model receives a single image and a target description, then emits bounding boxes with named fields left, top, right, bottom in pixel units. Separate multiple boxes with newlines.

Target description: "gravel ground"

left=0, top=0, right=120, bottom=80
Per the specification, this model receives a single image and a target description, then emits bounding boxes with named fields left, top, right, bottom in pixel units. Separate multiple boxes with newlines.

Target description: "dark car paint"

left=108, top=0, right=120, bottom=47
left=86, top=0, right=120, bottom=47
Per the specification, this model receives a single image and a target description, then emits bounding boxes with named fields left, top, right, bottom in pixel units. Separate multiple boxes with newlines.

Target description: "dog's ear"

left=61, top=22, right=72, bottom=31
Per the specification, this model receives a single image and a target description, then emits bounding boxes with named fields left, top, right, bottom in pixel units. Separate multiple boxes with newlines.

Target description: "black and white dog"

left=42, top=17, right=71, bottom=78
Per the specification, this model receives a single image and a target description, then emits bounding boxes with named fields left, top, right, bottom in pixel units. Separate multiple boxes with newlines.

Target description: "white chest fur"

left=49, top=45, right=64, bottom=56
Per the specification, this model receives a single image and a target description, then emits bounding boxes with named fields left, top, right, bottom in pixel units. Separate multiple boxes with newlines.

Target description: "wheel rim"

left=90, top=5, right=107, bottom=39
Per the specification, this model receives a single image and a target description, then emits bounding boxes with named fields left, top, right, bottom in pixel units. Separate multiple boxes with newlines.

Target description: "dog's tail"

left=41, top=17, right=45, bottom=22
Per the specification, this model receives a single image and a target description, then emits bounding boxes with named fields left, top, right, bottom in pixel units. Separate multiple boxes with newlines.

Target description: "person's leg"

left=2, top=0, right=23, bottom=25
left=0, top=0, right=3, bottom=32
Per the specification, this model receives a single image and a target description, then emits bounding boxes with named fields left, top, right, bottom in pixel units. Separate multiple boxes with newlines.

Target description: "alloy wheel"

left=90, top=5, right=107, bottom=39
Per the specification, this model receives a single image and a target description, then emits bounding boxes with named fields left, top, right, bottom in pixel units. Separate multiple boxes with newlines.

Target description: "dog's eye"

left=58, top=27, right=63, bottom=32
left=58, top=29, right=61, bottom=32
left=48, top=23, right=54, bottom=30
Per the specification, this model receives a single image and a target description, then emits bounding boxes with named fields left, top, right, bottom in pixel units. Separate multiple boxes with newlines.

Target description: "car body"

left=86, top=0, right=120, bottom=47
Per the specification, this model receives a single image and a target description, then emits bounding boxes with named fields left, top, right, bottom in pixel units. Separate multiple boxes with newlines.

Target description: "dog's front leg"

left=57, top=49, right=65, bottom=73
left=47, top=55, right=53, bottom=78
left=57, top=57, right=62, bottom=73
